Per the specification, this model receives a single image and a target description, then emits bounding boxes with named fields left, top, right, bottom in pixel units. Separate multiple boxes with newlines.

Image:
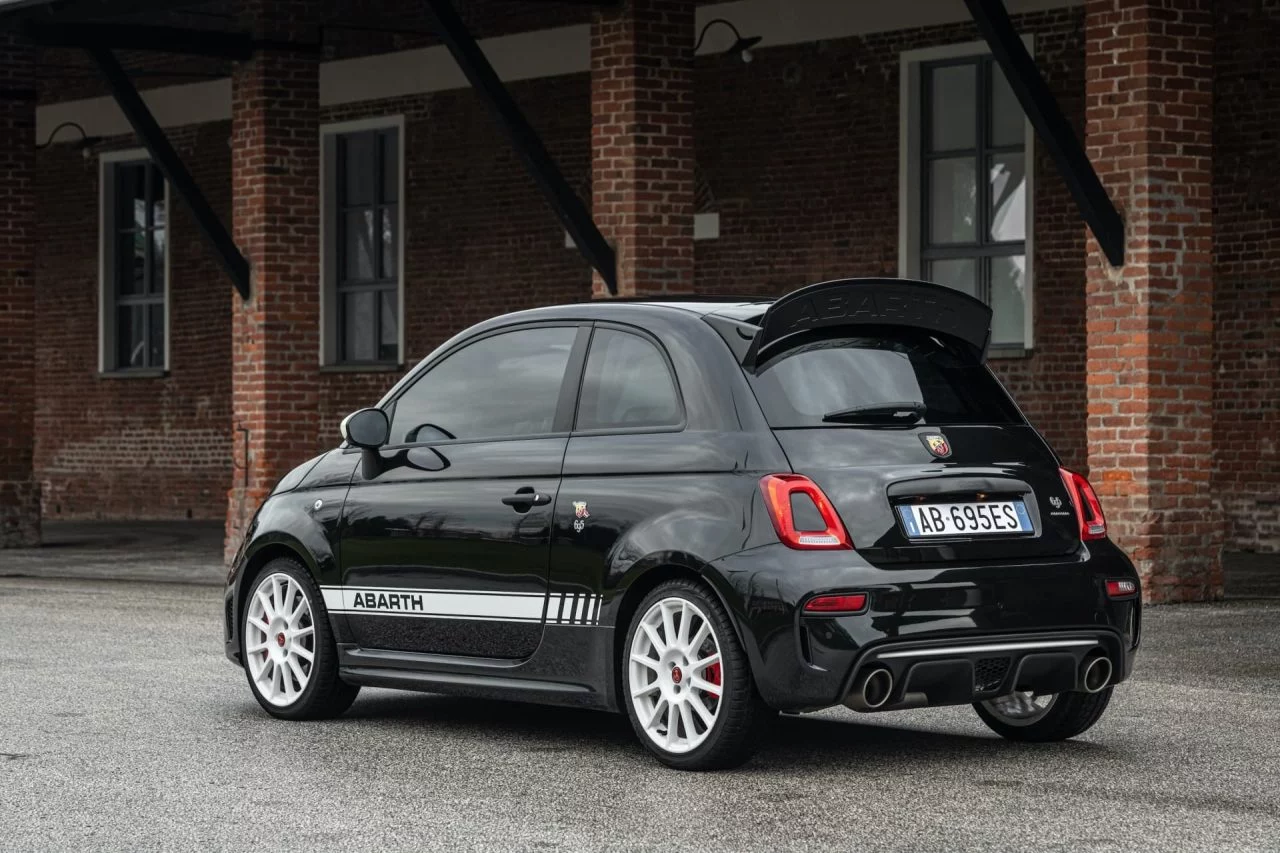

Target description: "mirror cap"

left=341, top=407, right=390, bottom=449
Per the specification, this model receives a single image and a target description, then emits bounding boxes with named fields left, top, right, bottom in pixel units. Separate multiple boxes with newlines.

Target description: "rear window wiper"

left=821, top=402, right=926, bottom=424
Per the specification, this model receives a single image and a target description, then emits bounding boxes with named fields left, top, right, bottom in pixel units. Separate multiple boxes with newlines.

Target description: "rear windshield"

left=748, top=333, right=1023, bottom=428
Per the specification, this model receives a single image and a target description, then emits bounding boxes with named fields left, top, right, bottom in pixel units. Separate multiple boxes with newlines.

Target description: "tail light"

left=759, top=474, right=852, bottom=550
left=1059, top=467, right=1107, bottom=541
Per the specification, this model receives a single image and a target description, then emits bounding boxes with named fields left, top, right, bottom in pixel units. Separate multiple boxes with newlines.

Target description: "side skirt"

left=335, top=623, right=618, bottom=711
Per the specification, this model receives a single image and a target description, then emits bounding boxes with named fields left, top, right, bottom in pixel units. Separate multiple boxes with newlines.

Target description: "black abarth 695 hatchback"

left=225, top=278, right=1140, bottom=770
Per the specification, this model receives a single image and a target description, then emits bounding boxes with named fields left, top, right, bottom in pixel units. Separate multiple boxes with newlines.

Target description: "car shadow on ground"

left=316, top=691, right=1110, bottom=771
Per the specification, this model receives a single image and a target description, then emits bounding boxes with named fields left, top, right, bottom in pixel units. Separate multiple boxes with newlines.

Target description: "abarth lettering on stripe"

left=320, top=587, right=604, bottom=626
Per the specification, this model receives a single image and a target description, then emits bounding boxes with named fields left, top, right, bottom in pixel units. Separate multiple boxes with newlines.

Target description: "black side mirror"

left=340, top=408, right=390, bottom=449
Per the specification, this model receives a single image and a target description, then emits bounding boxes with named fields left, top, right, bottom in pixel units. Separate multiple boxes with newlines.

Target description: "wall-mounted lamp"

left=36, top=120, right=102, bottom=159
left=695, top=18, right=762, bottom=64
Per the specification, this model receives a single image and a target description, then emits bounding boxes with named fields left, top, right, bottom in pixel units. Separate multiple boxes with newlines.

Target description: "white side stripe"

left=321, top=587, right=604, bottom=626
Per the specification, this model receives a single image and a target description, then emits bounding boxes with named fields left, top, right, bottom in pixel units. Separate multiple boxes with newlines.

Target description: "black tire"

left=240, top=557, right=360, bottom=721
left=973, top=687, right=1113, bottom=742
left=620, top=579, right=772, bottom=771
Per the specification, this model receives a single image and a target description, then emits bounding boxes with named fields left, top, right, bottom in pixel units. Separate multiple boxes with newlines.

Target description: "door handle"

left=501, top=491, right=551, bottom=508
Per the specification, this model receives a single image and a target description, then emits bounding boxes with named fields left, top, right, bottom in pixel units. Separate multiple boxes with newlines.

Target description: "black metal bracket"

left=421, top=0, right=617, bottom=294
left=87, top=46, right=251, bottom=299
left=964, top=0, right=1125, bottom=266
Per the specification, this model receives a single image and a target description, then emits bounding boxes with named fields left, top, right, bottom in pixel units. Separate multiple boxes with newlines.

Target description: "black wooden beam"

left=964, top=0, right=1125, bottom=266
left=28, top=21, right=257, bottom=59
left=421, top=0, right=617, bottom=294
left=87, top=46, right=251, bottom=299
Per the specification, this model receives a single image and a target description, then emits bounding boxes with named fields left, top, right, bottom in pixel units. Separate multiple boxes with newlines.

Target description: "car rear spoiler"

left=740, top=278, right=993, bottom=368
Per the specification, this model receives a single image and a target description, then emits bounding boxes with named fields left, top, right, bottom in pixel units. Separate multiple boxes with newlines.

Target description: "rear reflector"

left=759, top=474, right=852, bottom=550
left=1059, top=467, right=1107, bottom=541
left=804, top=593, right=868, bottom=613
left=1106, top=579, right=1139, bottom=598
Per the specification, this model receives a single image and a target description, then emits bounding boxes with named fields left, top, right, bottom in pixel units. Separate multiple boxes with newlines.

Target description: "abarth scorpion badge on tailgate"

left=921, top=433, right=951, bottom=458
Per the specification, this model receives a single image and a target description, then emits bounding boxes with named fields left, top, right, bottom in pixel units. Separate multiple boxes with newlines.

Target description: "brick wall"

left=0, top=35, right=41, bottom=546
left=33, top=125, right=233, bottom=521
left=1213, top=0, right=1280, bottom=553
left=694, top=8, right=1090, bottom=471
left=22, top=3, right=1280, bottom=559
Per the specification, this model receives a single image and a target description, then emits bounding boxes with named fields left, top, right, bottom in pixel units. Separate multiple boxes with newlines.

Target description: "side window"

left=389, top=327, right=577, bottom=444
left=576, top=329, right=682, bottom=432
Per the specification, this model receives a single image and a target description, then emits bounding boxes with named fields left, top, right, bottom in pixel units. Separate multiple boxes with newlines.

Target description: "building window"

left=901, top=45, right=1033, bottom=350
left=100, top=154, right=168, bottom=373
left=322, top=118, right=403, bottom=366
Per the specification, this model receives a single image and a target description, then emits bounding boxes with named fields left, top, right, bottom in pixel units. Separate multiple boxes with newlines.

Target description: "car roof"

left=481, top=297, right=774, bottom=328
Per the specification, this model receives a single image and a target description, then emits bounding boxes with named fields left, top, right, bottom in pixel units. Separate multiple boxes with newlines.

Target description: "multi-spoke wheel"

left=621, top=580, right=771, bottom=770
left=974, top=686, right=1113, bottom=742
left=245, top=572, right=316, bottom=707
left=628, top=596, right=724, bottom=754
left=239, top=558, right=359, bottom=720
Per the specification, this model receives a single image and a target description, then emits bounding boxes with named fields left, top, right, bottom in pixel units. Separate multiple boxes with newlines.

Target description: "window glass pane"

left=928, top=157, right=977, bottom=244
left=342, top=291, right=377, bottom=362
left=114, top=163, right=147, bottom=230
left=116, top=304, right=146, bottom=368
left=343, top=210, right=376, bottom=281
left=379, top=290, right=398, bottom=363
left=990, top=64, right=1024, bottom=148
left=116, top=231, right=145, bottom=296
left=381, top=131, right=399, bottom=203
left=341, top=132, right=375, bottom=206
left=150, top=227, right=166, bottom=295
left=990, top=254, right=1028, bottom=346
left=577, top=330, right=681, bottom=431
left=380, top=207, right=396, bottom=278
left=929, top=64, right=976, bottom=152
left=928, top=258, right=979, bottom=299
left=989, top=153, right=1026, bottom=242
left=390, top=327, right=577, bottom=443
left=148, top=303, right=165, bottom=367
left=749, top=335, right=1022, bottom=428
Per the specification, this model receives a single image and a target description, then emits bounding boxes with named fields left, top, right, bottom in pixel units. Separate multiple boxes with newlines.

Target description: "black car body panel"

left=225, top=279, right=1140, bottom=718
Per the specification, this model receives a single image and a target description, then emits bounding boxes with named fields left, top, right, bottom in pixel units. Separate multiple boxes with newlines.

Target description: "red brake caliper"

left=705, top=662, right=722, bottom=693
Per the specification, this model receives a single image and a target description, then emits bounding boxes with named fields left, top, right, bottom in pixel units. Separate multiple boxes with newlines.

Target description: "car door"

left=338, top=323, right=587, bottom=659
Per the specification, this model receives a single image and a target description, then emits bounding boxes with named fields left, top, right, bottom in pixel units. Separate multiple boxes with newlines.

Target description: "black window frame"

left=569, top=323, right=687, bottom=436
left=101, top=156, right=168, bottom=375
left=919, top=55, right=1028, bottom=339
left=380, top=322, right=589, bottom=449
left=323, top=121, right=403, bottom=368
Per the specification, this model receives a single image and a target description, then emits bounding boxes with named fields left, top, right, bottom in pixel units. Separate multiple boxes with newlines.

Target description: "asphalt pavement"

left=1, top=576, right=1278, bottom=853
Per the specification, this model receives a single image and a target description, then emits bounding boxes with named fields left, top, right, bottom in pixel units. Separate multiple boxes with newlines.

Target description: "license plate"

left=897, top=501, right=1032, bottom=538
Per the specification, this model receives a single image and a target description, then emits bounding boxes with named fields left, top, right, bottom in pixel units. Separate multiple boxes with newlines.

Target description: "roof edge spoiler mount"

left=741, top=278, right=993, bottom=369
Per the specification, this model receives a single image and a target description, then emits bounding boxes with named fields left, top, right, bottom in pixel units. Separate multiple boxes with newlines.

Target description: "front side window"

left=576, top=329, right=682, bottom=431
left=389, top=327, right=577, bottom=444
left=905, top=52, right=1031, bottom=349
left=323, top=121, right=402, bottom=365
left=101, top=158, right=167, bottom=372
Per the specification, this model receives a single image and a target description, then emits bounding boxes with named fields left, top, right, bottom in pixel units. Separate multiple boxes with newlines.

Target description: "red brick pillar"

left=225, top=1, right=321, bottom=561
left=1084, top=0, right=1220, bottom=602
left=0, top=36, right=40, bottom=548
left=590, top=0, right=695, bottom=297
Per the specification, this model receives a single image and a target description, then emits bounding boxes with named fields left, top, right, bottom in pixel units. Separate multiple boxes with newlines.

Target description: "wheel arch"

left=607, top=557, right=758, bottom=712
left=234, top=537, right=321, bottom=643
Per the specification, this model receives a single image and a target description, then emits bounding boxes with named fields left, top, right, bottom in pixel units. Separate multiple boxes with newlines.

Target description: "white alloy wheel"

left=244, top=572, right=316, bottom=708
left=628, top=596, right=724, bottom=754
left=981, top=691, right=1059, bottom=726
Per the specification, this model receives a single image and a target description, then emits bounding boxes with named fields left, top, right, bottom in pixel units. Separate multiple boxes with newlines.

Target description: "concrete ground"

left=1, top=529, right=1278, bottom=852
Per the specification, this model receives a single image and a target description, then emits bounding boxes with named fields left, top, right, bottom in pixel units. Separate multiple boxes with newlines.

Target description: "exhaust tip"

left=1081, top=654, right=1112, bottom=693
left=861, top=667, right=894, bottom=709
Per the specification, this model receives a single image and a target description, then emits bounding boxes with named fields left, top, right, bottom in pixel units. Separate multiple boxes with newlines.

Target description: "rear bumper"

left=712, top=539, right=1141, bottom=712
